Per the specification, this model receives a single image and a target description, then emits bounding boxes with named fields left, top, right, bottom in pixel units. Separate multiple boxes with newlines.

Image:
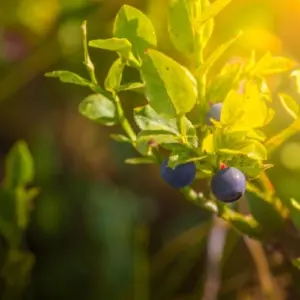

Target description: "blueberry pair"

left=160, top=159, right=246, bottom=203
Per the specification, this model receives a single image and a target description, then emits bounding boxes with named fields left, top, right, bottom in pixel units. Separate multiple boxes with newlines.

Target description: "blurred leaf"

left=289, top=198, right=300, bottom=230
left=251, top=53, right=295, bottom=76
left=167, top=0, right=201, bottom=53
left=279, top=93, right=299, bottom=120
left=198, top=0, right=233, bottom=24
left=15, top=187, right=39, bottom=230
left=125, top=157, right=156, bottom=165
left=246, top=191, right=286, bottom=235
left=292, top=258, right=300, bottom=270
left=104, top=58, right=125, bottom=93
left=45, top=71, right=91, bottom=87
left=117, top=82, right=145, bottom=93
left=1, top=249, right=34, bottom=287
left=134, top=105, right=198, bottom=147
left=89, top=38, right=131, bottom=59
left=0, top=189, right=16, bottom=237
left=113, top=5, right=157, bottom=56
left=266, top=119, right=300, bottom=154
left=141, top=49, right=197, bottom=116
left=79, top=94, right=118, bottom=126
left=4, top=141, right=34, bottom=190
left=197, top=32, right=242, bottom=75
left=151, top=221, right=212, bottom=274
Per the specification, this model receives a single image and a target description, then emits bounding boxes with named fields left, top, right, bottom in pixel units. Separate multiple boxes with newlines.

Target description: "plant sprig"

left=45, top=1, right=300, bottom=251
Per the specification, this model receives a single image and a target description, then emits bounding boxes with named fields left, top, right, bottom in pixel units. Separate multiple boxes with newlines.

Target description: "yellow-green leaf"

left=168, top=0, right=200, bottom=53
left=251, top=52, right=295, bottom=76
left=141, top=49, right=198, bottom=116
left=89, top=38, right=132, bottom=59
left=113, top=5, right=157, bottom=56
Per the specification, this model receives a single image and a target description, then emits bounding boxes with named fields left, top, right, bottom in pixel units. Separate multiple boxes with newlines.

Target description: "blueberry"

left=211, top=167, right=246, bottom=202
left=160, top=158, right=196, bottom=189
left=206, top=103, right=223, bottom=125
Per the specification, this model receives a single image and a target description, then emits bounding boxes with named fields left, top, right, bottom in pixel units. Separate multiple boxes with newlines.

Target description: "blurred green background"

left=1, top=0, right=300, bottom=299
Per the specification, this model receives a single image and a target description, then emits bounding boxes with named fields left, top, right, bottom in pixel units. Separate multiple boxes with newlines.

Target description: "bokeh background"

left=1, top=0, right=300, bottom=299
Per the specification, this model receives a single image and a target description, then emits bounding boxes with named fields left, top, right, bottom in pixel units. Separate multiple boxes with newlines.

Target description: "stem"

left=177, top=114, right=188, bottom=144
left=114, top=95, right=136, bottom=141
left=81, top=21, right=98, bottom=86
left=182, top=187, right=262, bottom=239
left=81, top=22, right=136, bottom=142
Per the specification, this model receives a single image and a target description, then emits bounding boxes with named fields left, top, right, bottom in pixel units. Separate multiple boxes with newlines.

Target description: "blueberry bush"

left=45, top=0, right=300, bottom=286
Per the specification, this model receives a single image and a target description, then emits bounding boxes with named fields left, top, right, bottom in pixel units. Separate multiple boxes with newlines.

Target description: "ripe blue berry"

left=206, top=103, right=223, bottom=125
left=211, top=167, right=246, bottom=202
left=160, top=158, right=196, bottom=189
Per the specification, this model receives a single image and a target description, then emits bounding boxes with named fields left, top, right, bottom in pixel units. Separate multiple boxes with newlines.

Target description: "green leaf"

left=168, top=150, right=207, bottom=168
left=4, top=141, right=34, bottom=189
left=246, top=191, right=286, bottom=235
left=125, top=156, right=156, bottom=165
left=88, top=38, right=132, bottom=59
left=251, top=52, right=295, bottom=76
left=279, top=93, right=299, bottom=120
left=141, top=49, right=198, bottom=116
left=137, top=130, right=181, bottom=145
left=45, top=71, right=91, bottom=87
left=117, top=82, right=145, bottom=93
left=197, top=32, right=242, bottom=76
left=134, top=105, right=198, bottom=147
left=113, top=5, right=157, bottom=56
left=167, top=0, right=201, bottom=53
left=289, top=198, right=300, bottom=230
left=79, top=94, right=118, bottom=126
left=198, top=0, right=234, bottom=24
left=104, top=58, right=125, bottom=93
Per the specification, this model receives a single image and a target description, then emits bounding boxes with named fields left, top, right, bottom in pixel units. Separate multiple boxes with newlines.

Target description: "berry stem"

left=177, top=114, right=188, bottom=144
left=181, top=187, right=262, bottom=239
